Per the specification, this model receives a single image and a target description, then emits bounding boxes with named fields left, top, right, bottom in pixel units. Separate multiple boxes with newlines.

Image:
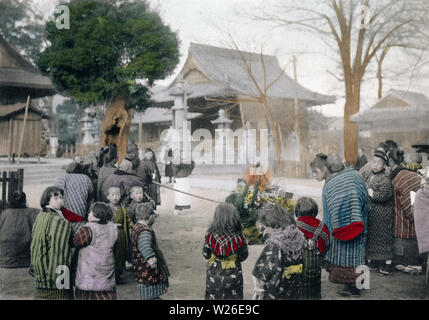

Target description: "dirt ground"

left=1, top=183, right=429, bottom=300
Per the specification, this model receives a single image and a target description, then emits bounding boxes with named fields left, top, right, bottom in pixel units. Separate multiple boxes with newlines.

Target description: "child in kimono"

left=73, top=202, right=118, bottom=300
left=30, top=186, right=75, bottom=299
left=295, top=197, right=330, bottom=299
left=105, top=186, right=133, bottom=283
left=252, top=203, right=304, bottom=300
left=131, top=203, right=170, bottom=299
left=203, top=202, right=248, bottom=300
left=127, top=185, right=155, bottom=224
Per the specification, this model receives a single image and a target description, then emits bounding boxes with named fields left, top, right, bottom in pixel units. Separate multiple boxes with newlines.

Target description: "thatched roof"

left=0, top=35, right=56, bottom=96
left=350, top=89, right=429, bottom=123
left=0, top=102, right=48, bottom=119
left=131, top=107, right=202, bottom=125
left=151, top=43, right=336, bottom=107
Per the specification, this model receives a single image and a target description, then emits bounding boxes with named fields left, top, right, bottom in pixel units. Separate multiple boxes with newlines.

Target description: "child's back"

left=31, top=211, right=74, bottom=289
left=296, top=215, right=330, bottom=299
left=74, top=221, right=118, bottom=292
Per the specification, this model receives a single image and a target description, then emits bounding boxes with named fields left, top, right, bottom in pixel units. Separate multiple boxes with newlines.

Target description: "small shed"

left=0, top=103, right=48, bottom=157
left=350, top=89, right=429, bottom=154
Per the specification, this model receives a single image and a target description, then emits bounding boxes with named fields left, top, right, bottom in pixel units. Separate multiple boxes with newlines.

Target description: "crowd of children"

left=19, top=138, right=429, bottom=300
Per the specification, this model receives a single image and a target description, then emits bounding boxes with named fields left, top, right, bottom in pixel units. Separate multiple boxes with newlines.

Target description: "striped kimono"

left=391, top=169, right=421, bottom=239
left=322, top=167, right=369, bottom=283
left=56, top=173, right=94, bottom=221
left=30, top=210, right=74, bottom=299
left=391, top=168, right=423, bottom=265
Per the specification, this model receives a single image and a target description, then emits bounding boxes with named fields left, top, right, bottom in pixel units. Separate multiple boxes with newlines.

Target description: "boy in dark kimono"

left=295, top=197, right=330, bottom=299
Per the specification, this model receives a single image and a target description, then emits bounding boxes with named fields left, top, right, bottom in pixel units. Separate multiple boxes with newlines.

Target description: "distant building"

left=0, top=35, right=55, bottom=105
left=140, top=43, right=336, bottom=176
left=350, top=89, right=429, bottom=154
left=0, top=35, right=55, bottom=158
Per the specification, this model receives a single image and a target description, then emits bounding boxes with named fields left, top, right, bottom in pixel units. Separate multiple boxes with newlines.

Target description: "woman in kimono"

left=202, top=202, right=248, bottom=300
left=363, top=149, right=394, bottom=275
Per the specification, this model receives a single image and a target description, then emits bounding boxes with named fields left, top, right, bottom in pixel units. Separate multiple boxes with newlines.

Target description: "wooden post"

left=293, top=56, right=300, bottom=176
left=238, top=102, right=245, bottom=128
left=7, top=171, right=16, bottom=203
left=18, top=169, right=24, bottom=193
left=1, top=171, right=7, bottom=210
left=17, top=95, right=31, bottom=164
left=138, top=113, right=143, bottom=144
left=8, top=118, right=13, bottom=163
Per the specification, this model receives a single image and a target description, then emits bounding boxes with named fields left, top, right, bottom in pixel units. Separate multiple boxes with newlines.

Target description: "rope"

left=152, top=181, right=223, bottom=204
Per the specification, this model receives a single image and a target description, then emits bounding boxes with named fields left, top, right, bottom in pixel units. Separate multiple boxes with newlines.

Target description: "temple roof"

left=151, top=43, right=336, bottom=107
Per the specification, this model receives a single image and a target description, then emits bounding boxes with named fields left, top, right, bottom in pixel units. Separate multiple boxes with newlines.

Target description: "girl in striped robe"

left=30, top=186, right=75, bottom=300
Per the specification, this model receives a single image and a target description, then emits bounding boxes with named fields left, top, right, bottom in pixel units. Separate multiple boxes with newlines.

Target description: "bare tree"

left=249, top=0, right=429, bottom=165
left=206, top=34, right=287, bottom=164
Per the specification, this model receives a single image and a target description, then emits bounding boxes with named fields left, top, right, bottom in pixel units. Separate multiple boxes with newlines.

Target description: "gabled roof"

left=386, top=89, right=429, bottom=107
left=350, top=89, right=429, bottom=123
left=0, top=102, right=48, bottom=119
left=151, top=43, right=336, bottom=107
left=0, top=34, right=56, bottom=95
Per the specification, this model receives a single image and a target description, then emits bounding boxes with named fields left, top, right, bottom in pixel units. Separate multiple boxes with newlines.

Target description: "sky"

left=32, top=0, right=429, bottom=118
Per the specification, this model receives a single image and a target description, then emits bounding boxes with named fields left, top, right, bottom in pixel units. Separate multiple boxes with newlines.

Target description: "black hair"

left=90, top=202, right=113, bottom=224
left=376, top=142, right=389, bottom=153
left=387, top=148, right=404, bottom=166
left=326, top=154, right=345, bottom=173
left=384, top=140, right=399, bottom=152
left=135, top=202, right=155, bottom=221
left=7, top=191, right=27, bottom=209
left=294, top=197, right=318, bottom=218
left=66, top=162, right=89, bottom=174
left=310, top=153, right=328, bottom=171
left=207, top=202, right=242, bottom=235
left=99, top=144, right=118, bottom=167
left=40, top=186, right=64, bottom=211
left=144, top=147, right=157, bottom=162
left=258, top=203, right=296, bottom=229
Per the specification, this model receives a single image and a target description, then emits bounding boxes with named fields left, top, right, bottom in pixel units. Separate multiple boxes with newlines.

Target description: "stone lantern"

left=211, top=109, right=234, bottom=165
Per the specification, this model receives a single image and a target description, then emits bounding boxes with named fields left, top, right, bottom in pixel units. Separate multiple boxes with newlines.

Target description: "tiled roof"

left=151, top=43, right=336, bottom=106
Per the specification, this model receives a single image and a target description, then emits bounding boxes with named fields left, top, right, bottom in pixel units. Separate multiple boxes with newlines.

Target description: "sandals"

left=395, top=264, right=422, bottom=275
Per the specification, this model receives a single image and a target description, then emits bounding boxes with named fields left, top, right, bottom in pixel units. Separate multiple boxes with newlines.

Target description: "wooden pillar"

left=138, top=113, right=143, bottom=144
left=1, top=171, right=7, bottom=210
left=17, top=169, right=24, bottom=193
left=7, top=118, right=13, bottom=163
left=17, top=95, right=31, bottom=164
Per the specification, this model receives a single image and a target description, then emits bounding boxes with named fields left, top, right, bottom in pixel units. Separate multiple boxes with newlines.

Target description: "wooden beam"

left=17, top=95, right=31, bottom=164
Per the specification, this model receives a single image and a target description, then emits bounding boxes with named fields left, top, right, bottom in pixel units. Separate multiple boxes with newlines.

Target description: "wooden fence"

left=0, top=169, right=24, bottom=210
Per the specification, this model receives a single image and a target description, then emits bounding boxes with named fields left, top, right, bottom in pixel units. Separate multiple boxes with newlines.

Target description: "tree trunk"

left=100, top=93, right=132, bottom=166
left=343, top=80, right=360, bottom=166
